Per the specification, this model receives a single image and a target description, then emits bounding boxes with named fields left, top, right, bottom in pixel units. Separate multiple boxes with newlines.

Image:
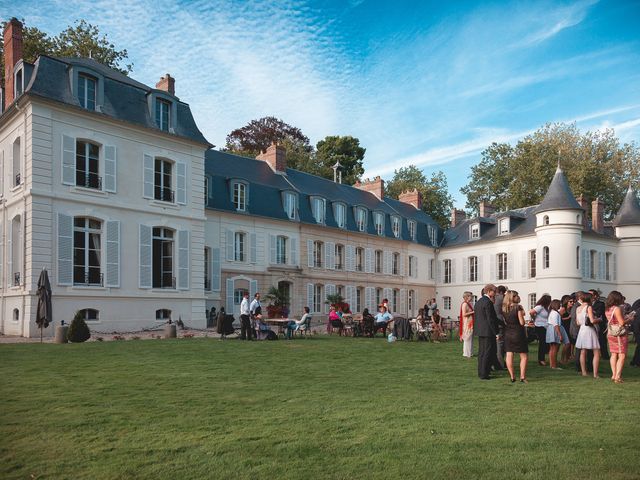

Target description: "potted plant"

left=265, top=286, right=290, bottom=318
left=326, top=293, right=350, bottom=314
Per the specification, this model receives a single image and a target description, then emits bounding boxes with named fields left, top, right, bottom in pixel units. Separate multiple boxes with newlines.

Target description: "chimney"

left=3, top=18, right=23, bottom=108
left=354, top=176, right=384, bottom=200
left=592, top=198, right=605, bottom=234
left=451, top=208, right=466, bottom=227
left=256, top=142, right=287, bottom=173
left=156, top=74, right=175, bottom=95
left=577, top=195, right=588, bottom=229
left=479, top=201, right=495, bottom=218
left=399, top=188, right=422, bottom=210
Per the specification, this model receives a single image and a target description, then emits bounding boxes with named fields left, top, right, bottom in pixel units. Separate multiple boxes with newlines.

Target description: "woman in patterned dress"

left=605, top=291, right=630, bottom=384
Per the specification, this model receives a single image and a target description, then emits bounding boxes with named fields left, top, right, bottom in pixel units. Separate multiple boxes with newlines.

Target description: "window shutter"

left=365, top=287, right=374, bottom=311
left=507, top=252, right=513, bottom=280
left=307, top=240, right=314, bottom=268
left=383, top=251, right=390, bottom=275
left=62, top=135, right=75, bottom=185
left=289, top=238, right=298, bottom=266
left=178, top=230, right=189, bottom=290
left=414, top=257, right=418, bottom=279
left=212, top=248, right=221, bottom=291
left=7, top=220, right=12, bottom=287
left=226, top=229, right=234, bottom=262
left=105, top=220, right=120, bottom=287
left=383, top=288, right=392, bottom=308
left=582, top=249, right=588, bottom=278
left=489, top=254, right=496, bottom=281
left=57, top=213, right=73, bottom=285
left=104, top=145, right=117, bottom=192
left=463, top=257, right=469, bottom=283
left=365, top=248, right=373, bottom=273
left=250, top=279, right=258, bottom=299
left=436, top=261, right=442, bottom=284
left=400, top=288, right=407, bottom=316
left=612, top=254, right=617, bottom=281
left=399, top=254, right=405, bottom=277
left=451, top=258, right=456, bottom=284
left=325, top=284, right=335, bottom=313
left=598, top=252, right=605, bottom=280
left=326, top=241, right=335, bottom=270
left=521, top=251, right=528, bottom=279
left=143, top=154, right=154, bottom=199
left=250, top=233, right=257, bottom=263
left=0, top=151, right=3, bottom=196
left=176, top=162, right=187, bottom=205
left=477, top=255, right=483, bottom=283
left=270, top=234, right=276, bottom=264
left=226, top=278, right=235, bottom=313
left=307, top=283, right=314, bottom=312
left=139, top=224, right=152, bottom=289
left=346, top=245, right=354, bottom=272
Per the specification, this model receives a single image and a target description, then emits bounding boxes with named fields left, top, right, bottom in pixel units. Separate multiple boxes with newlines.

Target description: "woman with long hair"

left=529, top=294, right=551, bottom=366
left=575, top=292, right=601, bottom=378
left=503, top=290, right=528, bottom=383
left=459, top=292, right=475, bottom=358
left=605, top=291, right=630, bottom=383
left=559, top=295, right=575, bottom=363
left=546, top=299, right=563, bottom=369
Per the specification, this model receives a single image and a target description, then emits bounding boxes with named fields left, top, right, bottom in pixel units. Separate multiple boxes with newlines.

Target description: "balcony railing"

left=74, top=272, right=104, bottom=287
left=155, top=187, right=175, bottom=203
left=15, top=173, right=21, bottom=186
left=13, top=272, right=21, bottom=286
left=154, top=276, right=176, bottom=289
left=77, top=173, right=102, bottom=190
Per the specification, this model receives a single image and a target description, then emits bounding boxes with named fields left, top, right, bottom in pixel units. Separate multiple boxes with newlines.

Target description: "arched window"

left=543, top=215, right=549, bottom=225
left=13, top=308, right=19, bottom=322
left=576, top=214, right=581, bottom=224
left=73, top=217, right=102, bottom=286
left=156, top=309, right=172, bottom=321
left=543, top=246, right=550, bottom=269
left=79, top=308, right=99, bottom=321
left=13, top=137, right=21, bottom=186
left=11, top=215, right=22, bottom=286
left=153, top=227, right=175, bottom=288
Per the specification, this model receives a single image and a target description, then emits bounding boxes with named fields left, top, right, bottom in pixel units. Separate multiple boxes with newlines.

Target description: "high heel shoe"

left=510, top=376, right=516, bottom=383
left=520, top=378, right=528, bottom=384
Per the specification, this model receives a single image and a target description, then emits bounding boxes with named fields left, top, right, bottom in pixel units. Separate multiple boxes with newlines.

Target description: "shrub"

left=67, top=311, right=91, bottom=343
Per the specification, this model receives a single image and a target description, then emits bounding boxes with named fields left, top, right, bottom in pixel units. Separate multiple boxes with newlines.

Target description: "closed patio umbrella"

left=36, top=268, right=52, bottom=343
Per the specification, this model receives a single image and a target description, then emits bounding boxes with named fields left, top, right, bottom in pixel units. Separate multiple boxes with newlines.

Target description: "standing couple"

left=475, top=283, right=503, bottom=380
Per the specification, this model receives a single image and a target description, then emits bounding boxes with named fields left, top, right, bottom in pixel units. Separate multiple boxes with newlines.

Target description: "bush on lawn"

left=67, top=311, right=91, bottom=343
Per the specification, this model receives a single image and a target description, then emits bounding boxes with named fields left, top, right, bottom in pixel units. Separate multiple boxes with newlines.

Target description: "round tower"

left=534, top=166, right=584, bottom=297
left=612, top=186, right=640, bottom=300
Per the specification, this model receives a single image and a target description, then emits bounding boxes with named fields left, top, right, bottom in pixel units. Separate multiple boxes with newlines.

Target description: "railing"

left=13, top=272, right=20, bottom=286
left=155, top=187, right=175, bottom=203
left=15, top=173, right=21, bottom=186
left=75, top=272, right=104, bottom=287
left=155, top=276, right=176, bottom=289
left=77, top=173, right=102, bottom=190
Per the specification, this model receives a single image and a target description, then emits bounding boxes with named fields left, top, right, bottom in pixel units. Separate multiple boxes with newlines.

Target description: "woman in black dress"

left=502, top=290, right=529, bottom=383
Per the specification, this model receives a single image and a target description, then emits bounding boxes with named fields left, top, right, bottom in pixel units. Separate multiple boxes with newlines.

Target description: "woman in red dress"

left=605, top=291, right=629, bottom=384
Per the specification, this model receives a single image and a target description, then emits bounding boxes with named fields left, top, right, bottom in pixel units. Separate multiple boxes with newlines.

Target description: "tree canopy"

left=315, top=136, right=365, bottom=185
left=0, top=19, right=132, bottom=84
left=386, top=165, right=454, bottom=229
left=460, top=123, right=640, bottom=219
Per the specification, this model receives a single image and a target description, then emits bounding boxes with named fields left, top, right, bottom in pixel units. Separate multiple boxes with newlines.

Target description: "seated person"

left=362, top=308, right=375, bottom=337
left=374, top=305, right=393, bottom=334
left=286, top=307, right=311, bottom=339
left=328, top=306, right=343, bottom=334
left=254, top=313, right=272, bottom=340
left=431, top=308, right=443, bottom=342
left=415, top=308, right=428, bottom=341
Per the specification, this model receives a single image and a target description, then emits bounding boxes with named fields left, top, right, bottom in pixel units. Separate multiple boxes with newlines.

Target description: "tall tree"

left=386, top=165, right=454, bottom=229
left=460, top=123, right=640, bottom=219
left=0, top=19, right=132, bottom=82
left=315, top=135, right=365, bottom=185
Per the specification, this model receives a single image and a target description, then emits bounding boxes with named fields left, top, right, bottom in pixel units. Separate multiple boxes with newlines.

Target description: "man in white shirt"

left=240, top=292, right=252, bottom=340
left=249, top=293, right=262, bottom=339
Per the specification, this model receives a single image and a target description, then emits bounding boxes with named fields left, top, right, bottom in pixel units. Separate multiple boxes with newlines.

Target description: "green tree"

left=386, top=165, right=454, bottom=229
left=315, top=135, right=366, bottom=185
left=0, top=19, right=132, bottom=84
left=460, top=123, right=640, bottom=219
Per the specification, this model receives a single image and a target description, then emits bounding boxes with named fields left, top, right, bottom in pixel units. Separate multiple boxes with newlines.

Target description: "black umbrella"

left=36, top=268, right=52, bottom=343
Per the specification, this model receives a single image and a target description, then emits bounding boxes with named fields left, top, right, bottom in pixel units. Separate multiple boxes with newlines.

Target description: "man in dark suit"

left=475, top=284, right=500, bottom=380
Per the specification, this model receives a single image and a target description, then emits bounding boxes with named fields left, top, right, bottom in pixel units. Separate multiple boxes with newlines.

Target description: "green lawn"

left=1, top=337, right=638, bottom=479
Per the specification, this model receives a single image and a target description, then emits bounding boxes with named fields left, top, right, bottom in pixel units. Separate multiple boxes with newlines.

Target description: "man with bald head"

left=475, top=283, right=501, bottom=380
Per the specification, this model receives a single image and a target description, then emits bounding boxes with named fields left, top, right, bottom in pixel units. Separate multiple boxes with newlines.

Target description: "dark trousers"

left=494, top=332, right=505, bottom=369
left=598, top=329, right=609, bottom=360
left=240, top=315, right=253, bottom=340
left=535, top=326, right=548, bottom=363
left=631, top=343, right=640, bottom=366
left=478, top=336, right=496, bottom=379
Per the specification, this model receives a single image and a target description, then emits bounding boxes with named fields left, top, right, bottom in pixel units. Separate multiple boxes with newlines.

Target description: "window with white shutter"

left=105, top=221, right=120, bottom=287
left=177, top=230, right=189, bottom=290
left=57, top=213, right=73, bottom=285
left=226, top=278, right=235, bottom=312
left=289, top=238, right=298, bottom=266
left=212, top=248, right=221, bottom=291
left=139, top=224, right=152, bottom=288
left=104, top=145, right=117, bottom=192
left=62, top=135, right=75, bottom=185
left=143, top=154, right=154, bottom=199
left=176, top=162, right=187, bottom=205
left=250, top=233, right=257, bottom=263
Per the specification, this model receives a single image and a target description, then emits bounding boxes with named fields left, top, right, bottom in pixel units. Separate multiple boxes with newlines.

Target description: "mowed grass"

left=1, top=336, right=639, bottom=480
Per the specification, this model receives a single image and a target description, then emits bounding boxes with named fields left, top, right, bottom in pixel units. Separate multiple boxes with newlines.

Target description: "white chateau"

left=1, top=19, right=639, bottom=336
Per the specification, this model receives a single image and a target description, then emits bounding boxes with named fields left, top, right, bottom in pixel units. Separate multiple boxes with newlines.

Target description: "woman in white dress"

left=459, top=291, right=475, bottom=358
left=575, top=292, right=601, bottom=378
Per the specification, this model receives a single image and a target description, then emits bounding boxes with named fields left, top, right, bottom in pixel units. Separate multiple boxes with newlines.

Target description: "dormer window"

left=428, top=225, right=437, bottom=245
left=355, top=207, right=367, bottom=232
left=499, top=218, right=510, bottom=235
left=78, top=74, right=96, bottom=110
left=374, top=212, right=384, bottom=236
left=232, top=182, right=247, bottom=211
left=408, top=220, right=416, bottom=241
left=283, top=191, right=297, bottom=220
left=156, top=98, right=171, bottom=131
left=470, top=223, right=480, bottom=240
left=311, top=197, right=325, bottom=224
left=334, top=203, right=346, bottom=229
left=15, top=67, right=24, bottom=97
left=391, top=216, right=401, bottom=238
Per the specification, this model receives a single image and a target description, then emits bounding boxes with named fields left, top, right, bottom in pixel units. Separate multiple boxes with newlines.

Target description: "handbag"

left=606, top=308, right=626, bottom=337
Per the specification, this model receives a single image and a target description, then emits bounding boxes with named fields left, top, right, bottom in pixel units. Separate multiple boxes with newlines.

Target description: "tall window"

left=233, top=182, right=246, bottom=211
left=283, top=192, right=296, bottom=219
left=375, top=250, right=383, bottom=274
left=444, top=259, right=452, bottom=284
left=392, top=216, right=400, bottom=238
left=152, top=227, right=174, bottom=288
left=13, top=137, right=21, bottom=187
left=529, top=293, right=537, bottom=310
left=312, top=198, right=325, bottom=224
left=356, top=207, right=367, bottom=232
left=543, top=246, right=550, bottom=269
left=204, top=177, right=209, bottom=204
left=374, top=212, right=384, bottom=235
left=408, top=221, right=416, bottom=241
left=408, top=290, right=414, bottom=314
left=73, top=217, right=102, bottom=286
left=78, top=74, right=96, bottom=110
left=11, top=215, right=22, bottom=286
left=313, top=241, right=323, bottom=268
left=15, top=69, right=24, bottom=97
left=334, top=203, right=346, bottom=228
left=204, top=247, right=211, bottom=290
left=576, top=246, right=580, bottom=270
left=155, top=98, right=171, bottom=131
left=470, top=224, right=480, bottom=240
left=499, top=218, right=509, bottom=235
left=443, top=296, right=451, bottom=310
left=392, top=289, right=398, bottom=312
left=605, top=252, right=612, bottom=281
left=313, top=284, right=323, bottom=313
left=75, top=141, right=101, bottom=189
left=154, top=159, right=173, bottom=202
left=376, top=288, right=382, bottom=307
left=543, top=215, right=550, bottom=225
left=497, top=253, right=508, bottom=281
left=529, top=249, right=537, bottom=278
left=590, top=250, right=597, bottom=279
left=429, top=259, right=435, bottom=279
left=409, top=255, right=415, bottom=277
left=234, top=232, right=246, bottom=262
left=392, top=252, right=400, bottom=275
left=276, top=236, right=287, bottom=264
left=469, top=256, right=478, bottom=282
left=335, top=244, right=344, bottom=270
left=356, top=287, right=363, bottom=312
left=428, top=225, right=437, bottom=245
left=78, top=308, right=99, bottom=321
left=356, top=247, right=364, bottom=272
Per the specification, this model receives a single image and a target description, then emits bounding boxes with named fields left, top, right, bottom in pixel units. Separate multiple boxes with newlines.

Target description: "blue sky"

left=3, top=0, right=640, bottom=206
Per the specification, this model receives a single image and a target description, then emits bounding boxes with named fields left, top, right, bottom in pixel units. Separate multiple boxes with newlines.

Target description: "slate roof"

left=536, top=166, right=582, bottom=212
left=613, top=187, right=640, bottom=226
left=8, top=55, right=210, bottom=146
left=204, top=149, right=442, bottom=246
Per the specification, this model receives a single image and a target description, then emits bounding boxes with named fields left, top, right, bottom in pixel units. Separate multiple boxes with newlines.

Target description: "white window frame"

left=233, top=182, right=247, bottom=211
left=312, top=197, right=326, bottom=224
left=470, top=223, right=480, bottom=240
left=78, top=73, right=97, bottom=110
left=335, top=244, right=344, bottom=270
left=499, top=218, right=510, bottom=235
left=589, top=250, right=597, bottom=279
left=313, top=241, right=323, bottom=268
left=497, top=253, right=508, bottom=281
left=154, top=158, right=174, bottom=203
left=334, top=203, right=346, bottom=229
left=529, top=249, right=537, bottom=278
left=283, top=192, right=297, bottom=220
left=356, top=247, right=364, bottom=272
left=276, top=235, right=287, bottom=264
left=469, top=256, right=478, bottom=282
left=391, top=216, right=400, bottom=238
left=444, top=259, right=452, bottom=284
left=374, top=212, right=384, bottom=236
left=409, top=221, right=417, bottom=241
left=234, top=232, right=246, bottom=262
left=375, top=250, right=383, bottom=274
left=529, top=293, right=537, bottom=310
left=543, top=246, right=550, bottom=269
left=156, top=97, right=171, bottom=131
left=73, top=217, right=103, bottom=286
left=392, top=252, right=400, bottom=275
left=443, top=296, right=451, bottom=310
left=313, top=284, right=323, bottom=313
left=356, top=207, right=367, bottom=232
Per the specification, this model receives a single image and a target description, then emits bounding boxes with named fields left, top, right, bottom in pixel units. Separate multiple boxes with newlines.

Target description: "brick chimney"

left=592, top=198, right=605, bottom=234
left=354, top=176, right=384, bottom=200
left=576, top=195, right=588, bottom=229
left=399, top=188, right=422, bottom=210
left=256, top=142, right=287, bottom=173
left=3, top=18, right=23, bottom=108
left=479, top=201, right=495, bottom=218
left=156, top=74, right=175, bottom=95
left=451, top=208, right=466, bottom=227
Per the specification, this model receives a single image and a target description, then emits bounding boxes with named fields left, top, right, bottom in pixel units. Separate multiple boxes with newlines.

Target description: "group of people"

left=463, top=284, right=639, bottom=383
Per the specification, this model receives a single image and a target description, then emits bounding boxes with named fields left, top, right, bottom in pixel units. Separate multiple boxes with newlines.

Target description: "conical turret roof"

left=613, top=186, right=640, bottom=226
left=536, top=166, right=582, bottom=213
